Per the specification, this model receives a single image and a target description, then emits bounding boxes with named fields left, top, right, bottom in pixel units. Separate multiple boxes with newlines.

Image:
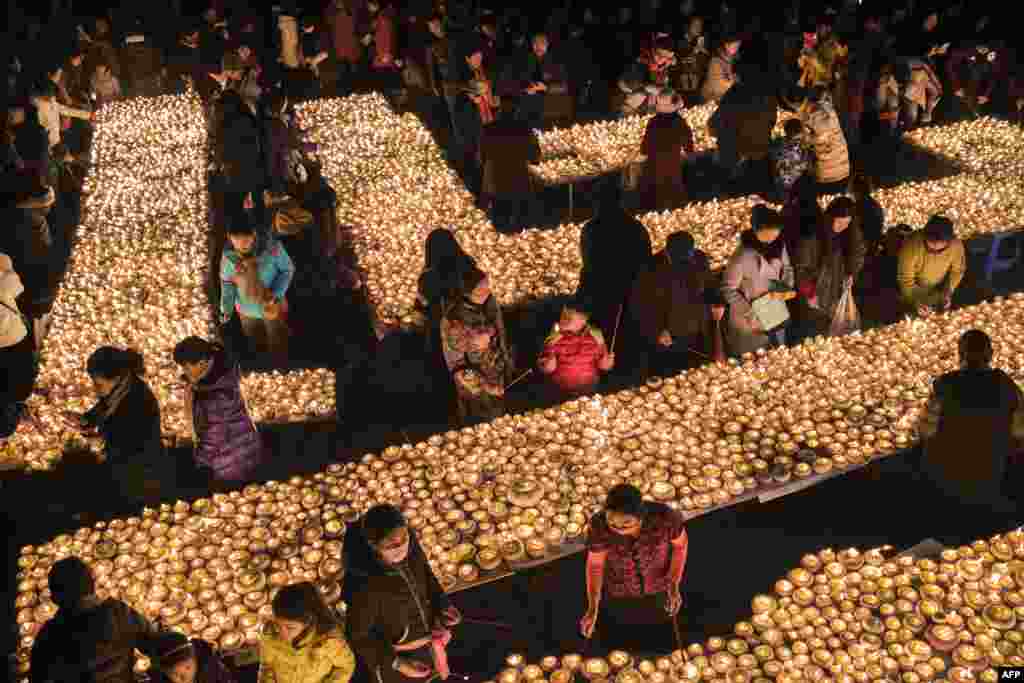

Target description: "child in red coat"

left=539, top=300, right=615, bottom=396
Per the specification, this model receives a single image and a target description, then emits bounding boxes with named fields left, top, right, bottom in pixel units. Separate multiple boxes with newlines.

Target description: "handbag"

left=271, top=204, right=314, bottom=236
left=828, top=282, right=861, bottom=337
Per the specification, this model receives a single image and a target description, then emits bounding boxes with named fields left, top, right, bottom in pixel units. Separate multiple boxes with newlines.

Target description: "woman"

left=216, top=90, right=267, bottom=224
left=173, top=336, right=263, bottom=486
left=800, top=87, right=850, bottom=194
left=414, top=228, right=477, bottom=334
left=150, top=632, right=236, bottom=683
left=65, top=347, right=170, bottom=509
left=793, top=197, right=866, bottom=340
left=700, top=35, right=740, bottom=103
left=637, top=90, right=694, bottom=211
left=781, top=175, right=823, bottom=257
left=440, top=267, right=511, bottom=424
left=0, top=253, right=34, bottom=437
left=259, top=582, right=355, bottom=683
left=721, top=207, right=797, bottom=355
left=219, top=219, right=294, bottom=359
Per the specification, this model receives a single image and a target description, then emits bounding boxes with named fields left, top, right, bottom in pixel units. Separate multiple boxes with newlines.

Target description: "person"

left=29, top=79, right=93, bottom=152
left=618, top=36, right=679, bottom=112
left=499, top=33, right=569, bottom=129
left=219, top=219, right=295, bottom=360
left=263, top=92, right=304, bottom=199
left=801, top=87, right=850, bottom=195
left=578, top=180, right=652, bottom=337
left=793, top=197, right=866, bottom=340
left=875, top=63, right=902, bottom=137
left=0, top=253, right=35, bottom=438
left=30, top=557, right=163, bottom=683
left=302, top=15, right=331, bottom=96
left=368, top=1, right=403, bottom=94
left=216, top=90, right=267, bottom=223
left=61, top=346, right=170, bottom=509
left=165, top=26, right=204, bottom=96
left=769, top=118, right=814, bottom=202
left=258, top=582, right=356, bottom=683
left=452, top=42, right=496, bottom=185
left=947, top=42, right=1006, bottom=114
left=845, top=12, right=886, bottom=149
left=700, top=34, right=740, bottom=103
left=440, top=267, right=511, bottom=423
left=721, top=207, right=797, bottom=355
left=173, top=336, right=263, bottom=486
left=615, top=75, right=651, bottom=118
left=849, top=174, right=885, bottom=253
left=89, top=60, right=122, bottom=107
left=636, top=90, right=694, bottom=211
left=150, top=632, right=236, bottom=683
left=213, top=42, right=264, bottom=112
left=344, top=504, right=462, bottom=683
left=538, top=298, right=615, bottom=397
left=579, top=484, right=688, bottom=654
left=915, top=330, right=1024, bottom=543
left=479, top=106, right=541, bottom=232
left=414, top=228, right=477, bottom=333
left=896, top=215, right=965, bottom=315
left=708, top=63, right=779, bottom=184
left=629, top=232, right=725, bottom=376
left=674, top=16, right=708, bottom=103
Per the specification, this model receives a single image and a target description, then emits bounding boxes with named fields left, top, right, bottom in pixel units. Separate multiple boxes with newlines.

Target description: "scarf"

left=93, top=374, right=134, bottom=424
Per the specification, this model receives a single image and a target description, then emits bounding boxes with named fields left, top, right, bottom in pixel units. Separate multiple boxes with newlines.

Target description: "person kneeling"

left=150, top=632, right=236, bottom=683
left=538, top=298, right=615, bottom=397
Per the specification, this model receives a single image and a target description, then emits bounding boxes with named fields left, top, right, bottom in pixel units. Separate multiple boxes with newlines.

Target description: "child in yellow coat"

left=258, top=582, right=355, bottom=683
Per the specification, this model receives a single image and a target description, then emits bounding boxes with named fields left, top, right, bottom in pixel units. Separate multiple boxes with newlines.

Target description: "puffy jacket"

left=258, top=628, right=355, bottom=683
left=539, top=324, right=609, bottom=393
left=30, top=95, right=90, bottom=149
left=802, top=99, right=849, bottom=184
left=220, top=236, right=294, bottom=320
left=0, top=253, right=28, bottom=348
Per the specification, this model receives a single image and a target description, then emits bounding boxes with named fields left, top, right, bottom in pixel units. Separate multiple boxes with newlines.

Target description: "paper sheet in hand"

left=751, top=295, right=790, bottom=331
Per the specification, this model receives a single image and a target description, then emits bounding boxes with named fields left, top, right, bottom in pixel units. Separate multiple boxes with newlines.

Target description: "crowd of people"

left=4, top=0, right=1024, bottom=680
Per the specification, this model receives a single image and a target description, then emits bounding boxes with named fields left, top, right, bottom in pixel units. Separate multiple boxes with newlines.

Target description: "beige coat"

left=701, top=51, right=736, bottom=103
left=278, top=15, right=303, bottom=69
left=0, top=253, right=29, bottom=348
left=896, top=231, right=966, bottom=308
left=30, top=95, right=91, bottom=149
left=802, top=101, right=849, bottom=184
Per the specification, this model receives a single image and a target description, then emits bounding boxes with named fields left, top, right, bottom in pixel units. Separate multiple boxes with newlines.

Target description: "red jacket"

left=540, top=324, right=609, bottom=393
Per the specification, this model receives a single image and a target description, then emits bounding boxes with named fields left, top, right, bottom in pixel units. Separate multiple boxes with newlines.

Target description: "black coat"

left=578, top=206, right=653, bottom=321
left=219, top=108, right=266, bottom=193
left=342, top=525, right=452, bottom=681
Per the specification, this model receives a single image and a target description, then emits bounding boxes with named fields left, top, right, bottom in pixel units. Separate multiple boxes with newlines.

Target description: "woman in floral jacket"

left=440, top=267, right=511, bottom=424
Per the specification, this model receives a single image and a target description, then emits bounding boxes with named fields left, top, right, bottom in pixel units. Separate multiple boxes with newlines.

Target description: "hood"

left=342, top=521, right=428, bottom=580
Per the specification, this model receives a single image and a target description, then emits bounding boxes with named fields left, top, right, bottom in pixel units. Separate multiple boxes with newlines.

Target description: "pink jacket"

left=540, top=324, right=609, bottom=393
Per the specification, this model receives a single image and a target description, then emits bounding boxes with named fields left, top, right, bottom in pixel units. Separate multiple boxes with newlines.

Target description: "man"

left=709, top=63, right=779, bottom=185
left=580, top=484, right=688, bottom=654
left=896, top=215, right=965, bottom=315
left=498, top=33, right=569, bottom=129
left=637, top=90, right=694, bottom=211
left=344, top=504, right=462, bottom=683
left=629, top=231, right=725, bottom=376
left=916, top=330, right=1023, bottom=542
left=947, top=42, right=1007, bottom=115
left=479, top=107, right=541, bottom=233
left=31, top=557, right=163, bottom=683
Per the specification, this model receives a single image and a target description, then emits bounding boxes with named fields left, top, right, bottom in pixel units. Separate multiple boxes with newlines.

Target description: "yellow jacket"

left=896, top=231, right=965, bottom=308
left=258, top=628, right=356, bottom=683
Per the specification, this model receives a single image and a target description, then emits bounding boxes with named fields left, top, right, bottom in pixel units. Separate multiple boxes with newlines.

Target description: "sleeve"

left=628, top=268, right=665, bottom=344
left=666, top=508, right=686, bottom=540
left=847, top=222, right=867, bottom=277
left=641, top=121, right=655, bottom=157
left=268, top=242, right=295, bottom=300
left=527, top=131, right=541, bottom=164
left=321, top=637, right=358, bottom=683
left=545, top=60, right=569, bottom=94
left=793, top=236, right=819, bottom=300
left=440, top=315, right=469, bottom=373
left=945, top=48, right=966, bottom=93
left=586, top=513, right=612, bottom=553
left=918, top=384, right=941, bottom=440
left=946, top=240, right=966, bottom=295
left=56, top=102, right=92, bottom=120
left=220, top=253, right=238, bottom=318
left=539, top=329, right=558, bottom=364
left=721, top=251, right=756, bottom=326
left=346, top=581, right=394, bottom=678
left=424, top=550, right=453, bottom=619
left=681, top=119, right=695, bottom=154
left=780, top=246, right=795, bottom=289
left=896, top=236, right=923, bottom=303
left=1011, top=382, right=1024, bottom=443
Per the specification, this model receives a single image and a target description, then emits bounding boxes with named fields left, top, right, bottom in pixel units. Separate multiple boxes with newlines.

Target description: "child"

left=258, top=582, right=355, bottom=683
left=150, top=632, right=236, bottom=683
left=770, top=118, right=814, bottom=202
left=538, top=298, right=615, bottom=396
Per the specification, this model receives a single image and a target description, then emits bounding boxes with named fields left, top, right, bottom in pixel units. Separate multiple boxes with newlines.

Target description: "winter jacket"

left=220, top=237, right=295, bottom=320
left=30, top=95, right=91, bottom=149
left=701, top=48, right=736, bottom=102
left=801, top=99, right=849, bottom=184
left=578, top=207, right=652, bottom=322
left=770, top=138, right=814, bottom=191
left=327, top=0, right=364, bottom=64
left=721, top=231, right=795, bottom=356
left=343, top=526, right=452, bottom=683
left=793, top=223, right=866, bottom=336
left=918, top=367, right=1024, bottom=503
left=30, top=597, right=161, bottom=683
left=480, top=118, right=541, bottom=198
left=0, top=253, right=28, bottom=348
left=258, top=627, right=355, bottom=683
left=150, top=640, right=236, bottom=683
left=896, top=231, right=966, bottom=308
left=278, top=14, right=303, bottom=69
left=638, top=112, right=695, bottom=211
left=946, top=46, right=1005, bottom=100
left=711, top=84, right=779, bottom=165
left=539, top=324, right=609, bottom=393
left=188, top=351, right=263, bottom=482
left=90, top=70, right=122, bottom=106
left=629, top=250, right=714, bottom=346
left=372, top=6, right=398, bottom=68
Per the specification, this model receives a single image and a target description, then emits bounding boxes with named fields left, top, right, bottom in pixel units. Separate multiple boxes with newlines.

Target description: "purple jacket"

left=191, top=352, right=263, bottom=482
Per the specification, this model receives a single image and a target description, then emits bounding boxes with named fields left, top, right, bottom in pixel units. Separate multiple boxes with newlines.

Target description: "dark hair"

left=271, top=582, right=340, bottom=640
left=460, top=266, right=488, bottom=296
left=564, top=294, right=593, bottom=318
left=666, top=231, right=697, bottom=265
left=653, top=36, right=675, bottom=53
left=173, top=336, right=221, bottom=365
left=784, top=118, right=803, bottom=137
left=825, top=196, right=855, bottom=219
left=87, top=346, right=145, bottom=379
left=226, top=218, right=257, bottom=237
left=849, top=174, right=874, bottom=196
left=752, top=204, right=783, bottom=231
left=424, top=228, right=468, bottom=271
left=49, top=557, right=95, bottom=609
left=923, top=215, right=955, bottom=242
left=605, top=484, right=645, bottom=518
left=154, top=632, right=195, bottom=669
left=959, top=329, right=993, bottom=369
left=361, top=504, right=407, bottom=545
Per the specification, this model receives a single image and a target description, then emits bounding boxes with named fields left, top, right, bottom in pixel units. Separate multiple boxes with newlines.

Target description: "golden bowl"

left=583, top=659, right=610, bottom=679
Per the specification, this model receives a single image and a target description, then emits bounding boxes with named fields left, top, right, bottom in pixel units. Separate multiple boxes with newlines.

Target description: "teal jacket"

left=220, top=237, right=294, bottom=320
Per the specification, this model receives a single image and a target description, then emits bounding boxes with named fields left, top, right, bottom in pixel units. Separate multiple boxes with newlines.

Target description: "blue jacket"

left=220, top=236, right=294, bottom=320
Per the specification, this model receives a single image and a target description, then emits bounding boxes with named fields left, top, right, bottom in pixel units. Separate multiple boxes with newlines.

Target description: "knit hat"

left=923, top=215, right=955, bottom=241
